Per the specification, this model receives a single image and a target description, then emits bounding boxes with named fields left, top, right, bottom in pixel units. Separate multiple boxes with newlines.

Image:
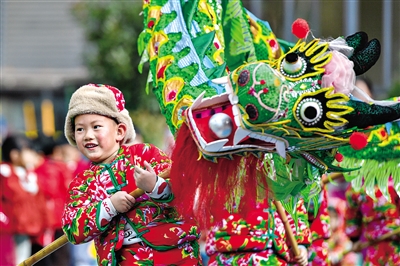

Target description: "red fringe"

left=169, top=124, right=269, bottom=229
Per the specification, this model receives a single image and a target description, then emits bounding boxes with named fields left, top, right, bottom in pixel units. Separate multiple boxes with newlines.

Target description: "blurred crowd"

left=0, top=132, right=93, bottom=266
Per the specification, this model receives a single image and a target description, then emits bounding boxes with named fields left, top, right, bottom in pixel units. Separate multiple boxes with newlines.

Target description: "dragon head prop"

left=139, top=0, right=400, bottom=226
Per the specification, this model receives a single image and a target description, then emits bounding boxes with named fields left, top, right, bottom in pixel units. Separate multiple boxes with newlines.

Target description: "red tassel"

left=292, top=18, right=310, bottom=39
left=335, top=152, right=344, bottom=162
left=349, top=132, right=368, bottom=150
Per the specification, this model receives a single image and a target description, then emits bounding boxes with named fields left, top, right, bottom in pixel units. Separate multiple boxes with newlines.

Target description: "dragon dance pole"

left=322, top=172, right=344, bottom=185
left=274, top=200, right=300, bottom=256
left=18, top=188, right=145, bottom=266
left=352, top=227, right=400, bottom=252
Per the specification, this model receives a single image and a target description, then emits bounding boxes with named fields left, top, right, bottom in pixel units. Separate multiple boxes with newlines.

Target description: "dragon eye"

left=209, top=113, right=233, bottom=138
left=296, top=99, right=323, bottom=126
left=280, top=53, right=306, bottom=78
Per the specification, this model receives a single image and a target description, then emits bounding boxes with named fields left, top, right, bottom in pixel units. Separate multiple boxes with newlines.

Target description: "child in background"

left=0, top=134, right=47, bottom=264
left=34, top=136, right=74, bottom=266
left=62, top=84, right=201, bottom=265
left=352, top=77, right=374, bottom=102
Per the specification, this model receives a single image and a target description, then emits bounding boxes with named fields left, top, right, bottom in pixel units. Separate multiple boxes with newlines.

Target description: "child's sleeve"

left=146, top=175, right=172, bottom=200
left=130, top=143, right=173, bottom=202
left=62, top=172, right=118, bottom=244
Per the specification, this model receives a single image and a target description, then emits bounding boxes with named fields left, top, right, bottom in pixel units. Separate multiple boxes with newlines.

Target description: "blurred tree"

left=388, top=65, right=400, bottom=98
left=71, top=1, right=158, bottom=112
left=71, top=1, right=167, bottom=146
left=388, top=80, right=400, bottom=99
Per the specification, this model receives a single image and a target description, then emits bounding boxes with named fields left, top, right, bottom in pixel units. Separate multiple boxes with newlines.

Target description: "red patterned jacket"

left=62, top=144, right=200, bottom=265
left=206, top=199, right=312, bottom=265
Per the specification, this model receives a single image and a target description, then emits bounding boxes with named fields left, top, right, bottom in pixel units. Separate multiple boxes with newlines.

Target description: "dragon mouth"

left=185, top=90, right=288, bottom=158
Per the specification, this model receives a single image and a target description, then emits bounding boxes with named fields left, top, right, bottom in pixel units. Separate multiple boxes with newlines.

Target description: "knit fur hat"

left=64, top=84, right=135, bottom=146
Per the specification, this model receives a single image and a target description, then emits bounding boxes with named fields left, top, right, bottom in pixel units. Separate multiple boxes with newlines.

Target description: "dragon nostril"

left=246, top=104, right=258, bottom=120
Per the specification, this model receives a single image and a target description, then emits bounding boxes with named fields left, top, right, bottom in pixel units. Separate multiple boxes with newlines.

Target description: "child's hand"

left=134, top=161, right=157, bottom=192
left=110, top=191, right=136, bottom=213
left=293, top=245, right=308, bottom=266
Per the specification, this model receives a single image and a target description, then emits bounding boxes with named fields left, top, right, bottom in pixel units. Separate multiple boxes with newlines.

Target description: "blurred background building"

left=1, top=0, right=399, bottom=145
left=1, top=1, right=89, bottom=141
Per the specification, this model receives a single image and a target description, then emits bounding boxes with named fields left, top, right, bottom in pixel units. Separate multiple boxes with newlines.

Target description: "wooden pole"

left=322, top=172, right=344, bottom=185
left=18, top=188, right=145, bottom=266
left=18, top=235, right=69, bottom=266
left=274, top=172, right=344, bottom=257
left=351, top=227, right=400, bottom=253
left=274, top=200, right=300, bottom=256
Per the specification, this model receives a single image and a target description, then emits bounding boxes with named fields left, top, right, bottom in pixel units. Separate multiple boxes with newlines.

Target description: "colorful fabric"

left=361, top=241, right=400, bottom=266
left=205, top=199, right=311, bottom=265
left=344, top=178, right=400, bottom=265
left=62, top=143, right=201, bottom=265
left=116, top=239, right=200, bottom=265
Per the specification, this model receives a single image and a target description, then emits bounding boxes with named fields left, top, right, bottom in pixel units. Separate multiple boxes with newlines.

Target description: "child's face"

left=10, top=148, right=38, bottom=169
left=74, top=114, right=125, bottom=164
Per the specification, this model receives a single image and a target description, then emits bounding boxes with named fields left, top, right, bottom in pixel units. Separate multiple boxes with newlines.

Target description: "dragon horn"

left=345, top=32, right=381, bottom=76
left=343, top=100, right=400, bottom=129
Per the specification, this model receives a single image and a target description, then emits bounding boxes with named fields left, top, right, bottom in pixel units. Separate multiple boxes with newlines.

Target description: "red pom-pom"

left=335, top=152, right=344, bottom=162
left=349, top=132, right=368, bottom=150
left=292, top=18, right=310, bottom=39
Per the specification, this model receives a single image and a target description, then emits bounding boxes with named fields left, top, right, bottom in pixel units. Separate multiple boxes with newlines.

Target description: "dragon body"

left=139, top=0, right=400, bottom=224
left=339, top=108, right=400, bottom=200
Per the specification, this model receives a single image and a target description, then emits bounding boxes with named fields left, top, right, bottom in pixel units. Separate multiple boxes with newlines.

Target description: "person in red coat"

left=0, top=134, right=48, bottom=264
left=0, top=202, right=15, bottom=265
left=33, top=136, right=74, bottom=266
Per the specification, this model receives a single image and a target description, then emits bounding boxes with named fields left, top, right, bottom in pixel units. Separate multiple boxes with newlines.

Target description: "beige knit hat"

left=64, top=84, right=135, bottom=146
